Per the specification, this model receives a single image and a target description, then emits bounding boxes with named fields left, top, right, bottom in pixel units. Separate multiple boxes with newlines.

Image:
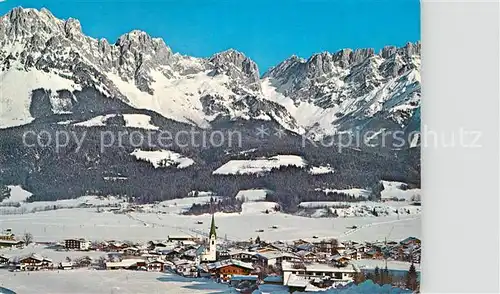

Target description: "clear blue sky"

left=0, top=0, right=420, bottom=72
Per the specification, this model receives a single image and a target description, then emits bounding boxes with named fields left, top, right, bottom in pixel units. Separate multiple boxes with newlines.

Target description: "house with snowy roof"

left=255, top=251, right=300, bottom=267
left=296, top=242, right=315, bottom=252
left=295, top=250, right=317, bottom=262
left=146, top=260, right=166, bottom=272
left=330, top=254, right=351, bottom=267
left=228, top=249, right=255, bottom=263
left=343, top=249, right=362, bottom=260
left=400, top=237, right=421, bottom=247
left=197, top=259, right=254, bottom=282
left=64, top=238, right=91, bottom=251
left=105, top=258, right=147, bottom=270
left=16, top=254, right=53, bottom=271
left=0, top=239, right=24, bottom=249
left=58, top=262, right=74, bottom=270
left=281, top=261, right=358, bottom=285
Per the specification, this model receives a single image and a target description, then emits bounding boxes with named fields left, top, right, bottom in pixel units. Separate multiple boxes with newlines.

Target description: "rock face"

left=262, top=42, right=421, bottom=141
left=0, top=7, right=420, bottom=146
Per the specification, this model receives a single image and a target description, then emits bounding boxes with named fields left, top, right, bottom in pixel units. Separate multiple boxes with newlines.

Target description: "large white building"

left=281, top=261, right=358, bottom=286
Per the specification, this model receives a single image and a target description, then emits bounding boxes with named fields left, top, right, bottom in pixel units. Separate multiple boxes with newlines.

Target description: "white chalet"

left=281, top=261, right=358, bottom=285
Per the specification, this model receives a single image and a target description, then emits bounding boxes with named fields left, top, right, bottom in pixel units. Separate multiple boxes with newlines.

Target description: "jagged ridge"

left=0, top=7, right=420, bottom=145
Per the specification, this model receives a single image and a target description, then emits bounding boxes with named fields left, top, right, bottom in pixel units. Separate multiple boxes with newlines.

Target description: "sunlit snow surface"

left=0, top=69, right=80, bottom=129
left=0, top=205, right=419, bottom=243
left=213, top=155, right=307, bottom=175
left=74, top=114, right=160, bottom=130
left=130, top=149, right=195, bottom=168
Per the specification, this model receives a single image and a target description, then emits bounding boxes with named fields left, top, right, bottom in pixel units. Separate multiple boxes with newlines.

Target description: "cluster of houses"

left=0, top=229, right=25, bottom=249
left=0, top=218, right=420, bottom=292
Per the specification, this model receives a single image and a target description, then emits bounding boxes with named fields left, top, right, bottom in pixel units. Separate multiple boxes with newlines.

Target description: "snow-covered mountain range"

left=0, top=7, right=420, bottom=143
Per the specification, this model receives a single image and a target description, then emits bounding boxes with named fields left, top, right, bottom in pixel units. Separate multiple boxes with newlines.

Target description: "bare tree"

left=22, top=232, right=34, bottom=245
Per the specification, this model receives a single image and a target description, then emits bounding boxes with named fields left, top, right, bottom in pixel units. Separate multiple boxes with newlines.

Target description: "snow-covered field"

left=0, top=68, right=81, bottom=129
left=380, top=181, right=421, bottom=202
left=148, top=196, right=222, bottom=214
left=130, top=149, right=195, bottom=169
left=298, top=201, right=421, bottom=218
left=0, top=185, right=419, bottom=243
left=0, top=194, right=124, bottom=215
left=73, top=114, right=160, bottom=130
left=352, top=259, right=421, bottom=272
left=316, top=188, right=371, bottom=199
left=0, top=269, right=411, bottom=294
left=0, top=205, right=419, bottom=243
left=0, top=244, right=106, bottom=264
left=213, top=155, right=307, bottom=175
left=0, top=270, right=231, bottom=294
left=1, top=186, right=32, bottom=204
left=235, top=189, right=270, bottom=202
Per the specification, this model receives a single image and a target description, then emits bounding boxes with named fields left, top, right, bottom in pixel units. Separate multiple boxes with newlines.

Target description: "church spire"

left=209, top=214, right=216, bottom=238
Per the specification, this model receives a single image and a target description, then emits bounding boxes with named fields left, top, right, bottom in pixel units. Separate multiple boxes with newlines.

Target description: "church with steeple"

left=198, top=214, right=217, bottom=263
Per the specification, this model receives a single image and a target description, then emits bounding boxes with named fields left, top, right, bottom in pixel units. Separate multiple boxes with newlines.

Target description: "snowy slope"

left=1, top=186, right=32, bottom=204
left=213, top=155, right=307, bottom=175
left=316, top=188, right=371, bottom=199
left=130, top=149, right=195, bottom=169
left=235, top=189, right=270, bottom=202
left=298, top=201, right=421, bottom=218
left=0, top=68, right=80, bottom=129
left=380, top=181, right=421, bottom=201
left=309, top=165, right=335, bottom=175
left=261, top=44, right=421, bottom=139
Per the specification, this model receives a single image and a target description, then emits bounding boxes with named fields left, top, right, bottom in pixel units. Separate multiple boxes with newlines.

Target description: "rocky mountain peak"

left=261, top=54, right=307, bottom=81
left=64, top=18, right=82, bottom=38
left=1, top=7, right=63, bottom=40
left=0, top=7, right=420, bottom=143
left=116, top=30, right=172, bottom=57
left=208, top=48, right=260, bottom=90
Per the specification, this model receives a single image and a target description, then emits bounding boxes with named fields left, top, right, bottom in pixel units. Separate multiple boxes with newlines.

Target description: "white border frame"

left=422, top=0, right=499, bottom=292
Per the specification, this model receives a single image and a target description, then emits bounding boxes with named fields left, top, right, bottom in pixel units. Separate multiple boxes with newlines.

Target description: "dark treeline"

left=0, top=116, right=420, bottom=211
left=182, top=197, right=243, bottom=215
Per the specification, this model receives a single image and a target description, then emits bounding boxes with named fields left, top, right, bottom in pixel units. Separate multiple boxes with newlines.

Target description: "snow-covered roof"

left=343, top=249, right=357, bottom=255
left=285, top=274, right=309, bottom=288
left=106, top=258, right=146, bottom=268
left=295, top=250, right=315, bottom=257
left=307, top=263, right=357, bottom=273
left=19, top=254, right=52, bottom=263
left=168, top=235, right=196, bottom=240
left=255, top=251, right=296, bottom=260
left=173, top=259, right=191, bottom=266
left=203, top=259, right=254, bottom=271
left=228, top=249, right=254, bottom=256
left=60, top=262, right=73, bottom=267
left=331, top=255, right=351, bottom=262
left=282, top=261, right=358, bottom=273
left=0, top=239, right=23, bottom=245
left=124, top=247, right=140, bottom=251
left=181, top=240, right=197, bottom=246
